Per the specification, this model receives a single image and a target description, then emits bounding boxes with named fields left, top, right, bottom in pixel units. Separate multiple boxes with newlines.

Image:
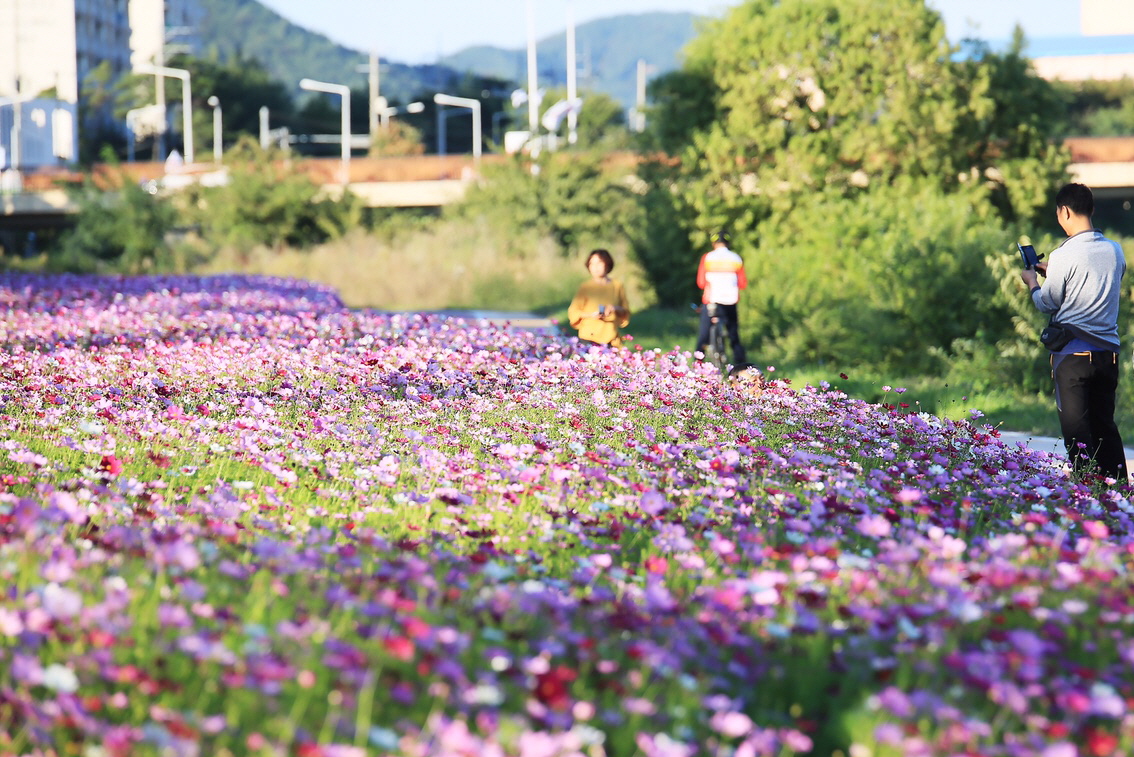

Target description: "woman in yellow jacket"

left=567, top=248, right=630, bottom=347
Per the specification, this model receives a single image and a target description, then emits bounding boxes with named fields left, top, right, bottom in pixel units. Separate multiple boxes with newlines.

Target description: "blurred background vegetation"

left=6, top=0, right=1134, bottom=438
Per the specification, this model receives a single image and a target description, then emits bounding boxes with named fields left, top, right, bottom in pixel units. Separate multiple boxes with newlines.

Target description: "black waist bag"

left=1040, top=321, right=1074, bottom=351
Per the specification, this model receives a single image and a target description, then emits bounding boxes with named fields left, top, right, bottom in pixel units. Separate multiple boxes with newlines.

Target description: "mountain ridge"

left=196, top=0, right=703, bottom=108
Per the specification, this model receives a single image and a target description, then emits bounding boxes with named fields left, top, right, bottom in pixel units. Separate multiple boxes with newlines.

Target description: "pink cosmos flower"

left=99, top=454, right=124, bottom=475
left=857, top=514, right=892, bottom=538
left=1083, top=520, right=1109, bottom=539
left=710, top=710, right=754, bottom=739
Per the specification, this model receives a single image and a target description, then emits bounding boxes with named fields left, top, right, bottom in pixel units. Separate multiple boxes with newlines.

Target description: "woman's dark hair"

left=586, top=248, right=614, bottom=273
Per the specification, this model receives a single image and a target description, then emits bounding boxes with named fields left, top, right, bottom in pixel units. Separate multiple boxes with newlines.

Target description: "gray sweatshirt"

left=1031, top=229, right=1126, bottom=350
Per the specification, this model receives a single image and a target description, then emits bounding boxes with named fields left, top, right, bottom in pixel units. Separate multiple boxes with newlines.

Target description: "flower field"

left=2, top=273, right=1134, bottom=757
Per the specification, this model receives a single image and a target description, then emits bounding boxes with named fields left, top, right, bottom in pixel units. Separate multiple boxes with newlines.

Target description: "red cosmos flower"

left=644, top=556, right=668, bottom=575
left=1084, top=727, right=1119, bottom=756
left=383, top=634, right=415, bottom=661
left=147, top=452, right=173, bottom=469
left=99, top=455, right=124, bottom=476
left=534, top=665, right=577, bottom=710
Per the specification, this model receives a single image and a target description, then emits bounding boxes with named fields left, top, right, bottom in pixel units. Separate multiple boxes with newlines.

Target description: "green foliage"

left=1079, top=97, right=1134, bottom=137
left=174, top=54, right=296, bottom=159
left=1052, top=77, right=1134, bottom=137
left=667, top=0, right=1067, bottom=230
left=743, top=181, right=1017, bottom=373
left=450, top=151, right=642, bottom=255
left=51, top=172, right=178, bottom=274
left=77, top=62, right=136, bottom=164
left=186, top=138, right=361, bottom=252
left=370, top=120, right=425, bottom=157
left=950, top=31, right=1070, bottom=224
left=573, top=92, right=629, bottom=148
left=643, top=68, right=718, bottom=155
left=623, top=157, right=702, bottom=307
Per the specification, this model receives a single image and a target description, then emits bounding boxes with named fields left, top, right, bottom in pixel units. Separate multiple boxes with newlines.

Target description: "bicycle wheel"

left=709, top=321, right=729, bottom=376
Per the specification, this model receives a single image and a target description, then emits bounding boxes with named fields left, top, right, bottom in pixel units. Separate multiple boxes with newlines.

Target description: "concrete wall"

left=1082, top=0, right=1134, bottom=36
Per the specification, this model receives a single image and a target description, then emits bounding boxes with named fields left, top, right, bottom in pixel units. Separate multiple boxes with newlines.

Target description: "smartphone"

left=598, top=304, right=607, bottom=315
left=1018, top=243, right=1041, bottom=269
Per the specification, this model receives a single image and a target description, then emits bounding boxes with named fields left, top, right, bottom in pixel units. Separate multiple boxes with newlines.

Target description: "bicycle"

left=693, top=303, right=731, bottom=377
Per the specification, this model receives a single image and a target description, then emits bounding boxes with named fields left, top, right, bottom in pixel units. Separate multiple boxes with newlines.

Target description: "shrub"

left=744, top=180, right=1019, bottom=374
left=50, top=174, right=178, bottom=274
left=450, top=151, right=642, bottom=256
left=185, top=137, right=361, bottom=254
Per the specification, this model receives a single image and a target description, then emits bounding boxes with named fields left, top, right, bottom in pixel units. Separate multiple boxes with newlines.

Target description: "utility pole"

left=567, top=0, right=578, bottom=144
left=368, top=52, right=380, bottom=136
left=11, top=0, right=21, bottom=173
left=155, top=4, right=166, bottom=160
left=526, top=0, right=538, bottom=133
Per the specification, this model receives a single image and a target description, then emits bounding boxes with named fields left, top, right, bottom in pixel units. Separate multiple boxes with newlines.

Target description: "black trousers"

left=1052, top=351, right=1128, bottom=481
left=697, top=303, right=747, bottom=365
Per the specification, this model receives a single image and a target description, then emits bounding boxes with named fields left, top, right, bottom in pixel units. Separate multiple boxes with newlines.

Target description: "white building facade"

left=0, top=0, right=203, bottom=172
left=0, top=0, right=133, bottom=170
left=1032, top=0, right=1134, bottom=81
left=129, top=0, right=204, bottom=68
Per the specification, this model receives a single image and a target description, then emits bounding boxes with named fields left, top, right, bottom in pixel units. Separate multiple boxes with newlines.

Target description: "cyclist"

left=696, top=230, right=748, bottom=368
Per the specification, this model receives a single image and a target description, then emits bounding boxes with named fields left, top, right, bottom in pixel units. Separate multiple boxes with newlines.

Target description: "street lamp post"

left=207, top=96, right=222, bottom=163
left=300, top=78, right=351, bottom=185
left=137, top=64, right=193, bottom=164
left=433, top=93, right=481, bottom=167
left=373, top=96, right=424, bottom=129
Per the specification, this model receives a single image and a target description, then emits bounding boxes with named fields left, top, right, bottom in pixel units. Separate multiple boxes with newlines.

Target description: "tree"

left=184, top=137, right=360, bottom=252
left=642, top=68, right=718, bottom=156
left=78, top=62, right=136, bottom=164
left=1051, top=77, right=1134, bottom=138
left=51, top=164, right=179, bottom=273
left=452, top=150, right=641, bottom=256
left=172, top=54, right=295, bottom=160
left=676, top=0, right=1066, bottom=227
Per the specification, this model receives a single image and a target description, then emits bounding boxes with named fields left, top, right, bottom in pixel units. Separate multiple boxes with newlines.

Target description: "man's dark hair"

left=1055, top=183, right=1094, bottom=218
left=712, top=230, right=731, bottom=246
left=586, top=248, right=614, bottom=273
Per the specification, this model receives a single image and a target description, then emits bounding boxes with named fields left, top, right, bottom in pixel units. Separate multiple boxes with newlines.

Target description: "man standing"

left=1021, top=182, right=1128, bottom=482
left=696, top=230, right=748, bottom=368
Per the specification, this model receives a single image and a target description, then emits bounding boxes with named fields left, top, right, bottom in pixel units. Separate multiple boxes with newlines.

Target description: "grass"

left=12, top=215, right=1089, bottom=441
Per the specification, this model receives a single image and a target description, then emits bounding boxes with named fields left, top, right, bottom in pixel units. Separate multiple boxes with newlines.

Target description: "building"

left=128, top=0, right=204, bottom=68
left=127, top=0, right=205, bottom=157
left=0, top=0, right=133, bottom=171
left=1030, top=0, right=1134, bottom=81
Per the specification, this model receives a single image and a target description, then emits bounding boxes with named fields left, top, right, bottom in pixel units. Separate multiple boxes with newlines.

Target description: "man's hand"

left=1020, top=268, right=1040, bottom=289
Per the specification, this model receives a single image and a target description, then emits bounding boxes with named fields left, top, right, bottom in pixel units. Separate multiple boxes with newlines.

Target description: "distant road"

left=374, top=309, right=558, bottom=333
left=998, top=430, right=1134, bottom=474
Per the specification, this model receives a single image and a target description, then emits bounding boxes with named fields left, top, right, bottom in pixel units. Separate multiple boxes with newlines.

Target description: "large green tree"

left=680, top=0, right=1066, bottom=228
left=635, top=0, right=1072, bottom=374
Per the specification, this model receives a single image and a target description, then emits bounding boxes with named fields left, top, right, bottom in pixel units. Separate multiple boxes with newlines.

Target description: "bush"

left=450, top=151, right=642, bottom=256
left=744, top=180, right=1019, bottom=374
left=185, top=138, right=361, bottom=254
left=624, top=156, right=702, bottom=307
left=51, top=175, right=178, bottom=274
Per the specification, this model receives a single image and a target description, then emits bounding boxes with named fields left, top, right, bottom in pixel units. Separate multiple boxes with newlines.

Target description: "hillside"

left=195, top=0, right=702, bottom=108
left=195, top=0, right=463, bottom=103
left=441, top=12, right=704, bottom=107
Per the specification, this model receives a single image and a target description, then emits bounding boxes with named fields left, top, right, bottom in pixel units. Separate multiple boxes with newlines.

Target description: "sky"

left=255, top=0, right=1081, bottom=65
